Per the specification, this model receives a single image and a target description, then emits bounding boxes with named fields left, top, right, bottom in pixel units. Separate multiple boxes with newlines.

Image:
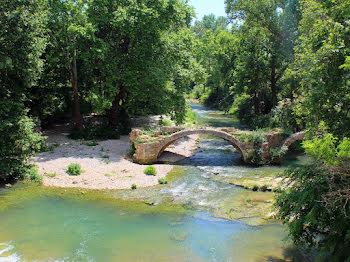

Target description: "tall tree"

left=291, top=0, right=350, bottom=137
left=0, top=0, right=48, bottom=182
left=45, top=0, right=95, bottom=131
left=89, top=0, right=195, bottom=128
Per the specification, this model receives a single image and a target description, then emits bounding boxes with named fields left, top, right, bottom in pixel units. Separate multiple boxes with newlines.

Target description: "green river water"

left=0, top=103, right=311, bottom=262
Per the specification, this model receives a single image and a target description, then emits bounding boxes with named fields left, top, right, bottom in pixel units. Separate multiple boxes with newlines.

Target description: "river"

left=0, top=103, right=310, bottom=261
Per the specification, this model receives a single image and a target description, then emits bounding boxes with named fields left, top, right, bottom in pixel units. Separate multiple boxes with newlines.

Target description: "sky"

left=188, top=0, right=227, bottom=21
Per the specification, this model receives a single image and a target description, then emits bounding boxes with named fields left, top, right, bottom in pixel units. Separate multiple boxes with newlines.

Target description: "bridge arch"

left=281, top=131, right=306, bottom=149
left=157, top=129, right=245, bottom=160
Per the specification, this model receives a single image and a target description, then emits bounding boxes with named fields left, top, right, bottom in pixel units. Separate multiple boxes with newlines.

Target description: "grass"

left=101, top=154, right=109, bottom=159
left=85, top=141, right=99, bottom=147
left=66, top=163, right=82, bottom=176
left=25, top=166, right=43, bottom=184
left=46, top=172, right=56, bottom=178
left=104, top=173, right=111, bottom=177
left=158, top=119, right=172, bottom=126
left=135, top=137, right=147, bottom=144
left=144, top=166, right=157, bottom=176
left=158, top=178, right=168, bottom=184
left=111, top=170, right=117, bottom=174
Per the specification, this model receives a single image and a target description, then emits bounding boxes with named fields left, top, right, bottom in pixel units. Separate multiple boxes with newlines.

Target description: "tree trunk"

left=270, top=54, right=278, bottom=107
left=71, top=49, right=84, bottom=131
left=109, top=82, right=125, bottom=129
left=253, top=92, right=259, bottom=115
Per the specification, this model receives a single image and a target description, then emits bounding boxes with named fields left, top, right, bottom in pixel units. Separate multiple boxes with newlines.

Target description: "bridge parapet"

left=129, top=127, right=305, bottom=165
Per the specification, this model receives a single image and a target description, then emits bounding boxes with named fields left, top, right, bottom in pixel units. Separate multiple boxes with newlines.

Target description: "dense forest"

left=1, top=0, right=349, bottom=261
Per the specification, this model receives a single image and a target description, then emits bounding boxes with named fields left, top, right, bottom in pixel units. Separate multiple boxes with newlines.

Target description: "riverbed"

left=0, top=103, right=311, bottom=261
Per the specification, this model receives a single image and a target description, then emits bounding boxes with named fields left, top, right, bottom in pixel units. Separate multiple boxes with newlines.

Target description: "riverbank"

left=33, top=129, right=199, bottom=190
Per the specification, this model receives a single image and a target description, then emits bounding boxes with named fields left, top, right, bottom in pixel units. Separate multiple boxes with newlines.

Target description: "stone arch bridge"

left=130, top=126, right=305, bottom=165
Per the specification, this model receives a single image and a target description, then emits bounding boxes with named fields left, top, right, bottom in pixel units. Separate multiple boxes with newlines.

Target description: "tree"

left=275, top=129, right=350, bottom=261
left=88, top=0, right=196, bottom=128
left=290, top=0, right=350, bottom=138
left=40, top=0, right=95, bottom=131
left=0, top=0, right=48, bottom=182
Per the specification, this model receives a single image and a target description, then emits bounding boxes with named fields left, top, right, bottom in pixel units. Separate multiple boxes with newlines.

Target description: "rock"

left=72, top=181, right=78, bottom=184
left=129, top=129, right=141, bottom=143
left=5, top=184, right=12, bottom=188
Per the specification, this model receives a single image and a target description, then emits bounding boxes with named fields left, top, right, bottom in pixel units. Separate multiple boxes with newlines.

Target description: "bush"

left=131, top=184, right=137, bottom=190
left=144, top=166, right=157, bottom=176
left=69, top=120, right=120, bottom=140
left=0, top=113, right=44, bottom=183
left=275, top=132, right=350, bottom=261
left=25, top=166, right=43, bottom=184
left=252, top=184, right=259, bottom=191
left=66, top=163, right=82, bottom=176
left=185, top=108, right=197, bottom=124
left=158, top=178, right=168, bottom=184
left=85, top=141, right=98, bottom=147
left=46, top=172, right=56, bottom=178
left=260, top=184, right=268, bottom=192
left=158, top=119, right=172, bottom=126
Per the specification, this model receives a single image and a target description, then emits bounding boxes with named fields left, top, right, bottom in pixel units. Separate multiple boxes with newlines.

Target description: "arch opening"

left=156, top=129, right=245, bottom=161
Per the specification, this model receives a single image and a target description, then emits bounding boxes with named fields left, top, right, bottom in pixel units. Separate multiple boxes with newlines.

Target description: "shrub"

left=85, top=141, right=98, bottom=147
left=25, top=166, right=43, bottom=184
left=0, top=113, right=44, bottom=183
left=69, top=120, right=120, bottom=140
left=104, top=173, right=111, bottom=177
left=66, top=163, right=82, bottom=176
left=144, top=166, right=157, bottom=176
left=185, top=108, right=197, bottom=124
left=158, top=119, right=172, bottom=126
left=275, top=132, right=350, bottom=261
left=131, top=184, right=137, bottom=190
left=135, top=137, right=147, bottom=144
left=260, top=184, right=268, bottom=192
left=158, top=178, right=168, bottom=184
left=46, top=172, right=56, bottom=178
left=252, top=184, right=259, bottom=191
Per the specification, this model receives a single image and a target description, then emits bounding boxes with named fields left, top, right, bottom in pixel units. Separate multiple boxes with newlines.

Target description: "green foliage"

left=85, top=141, right=99, bottom=147
left=66, top=163, right=82, bottom=176
left=270, top=146, right=289, bottom=162
left=158, top=178, right=168, bottom=184
left=158, top=119, right=173, bottom=127
left=185, top=107, right=198, bottom=124
left=260, top=184, right=268, bottom=192
left=131, top=184, right=137, bottom=190
left=252, top=184, right=259, bottom=191
left=275, top=165, right=350, bottom=261
left=302, top=125, right=350, bottom=167
left=69, top=120, right=120, bottom=140
left=290, top=0, right=350, bottom=138
left=144, top=166, right=157, bottom=176
left=127, top=143, right=136, bottom=158
left=46, top=173, right=56, bottom=178
left=0, top=0, right=47, bottom=183
left=275, top=131, right=350, bottom=261
left=25, top=166, right=43, bottom=184
left=135, top=137, right=147, bottom=144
